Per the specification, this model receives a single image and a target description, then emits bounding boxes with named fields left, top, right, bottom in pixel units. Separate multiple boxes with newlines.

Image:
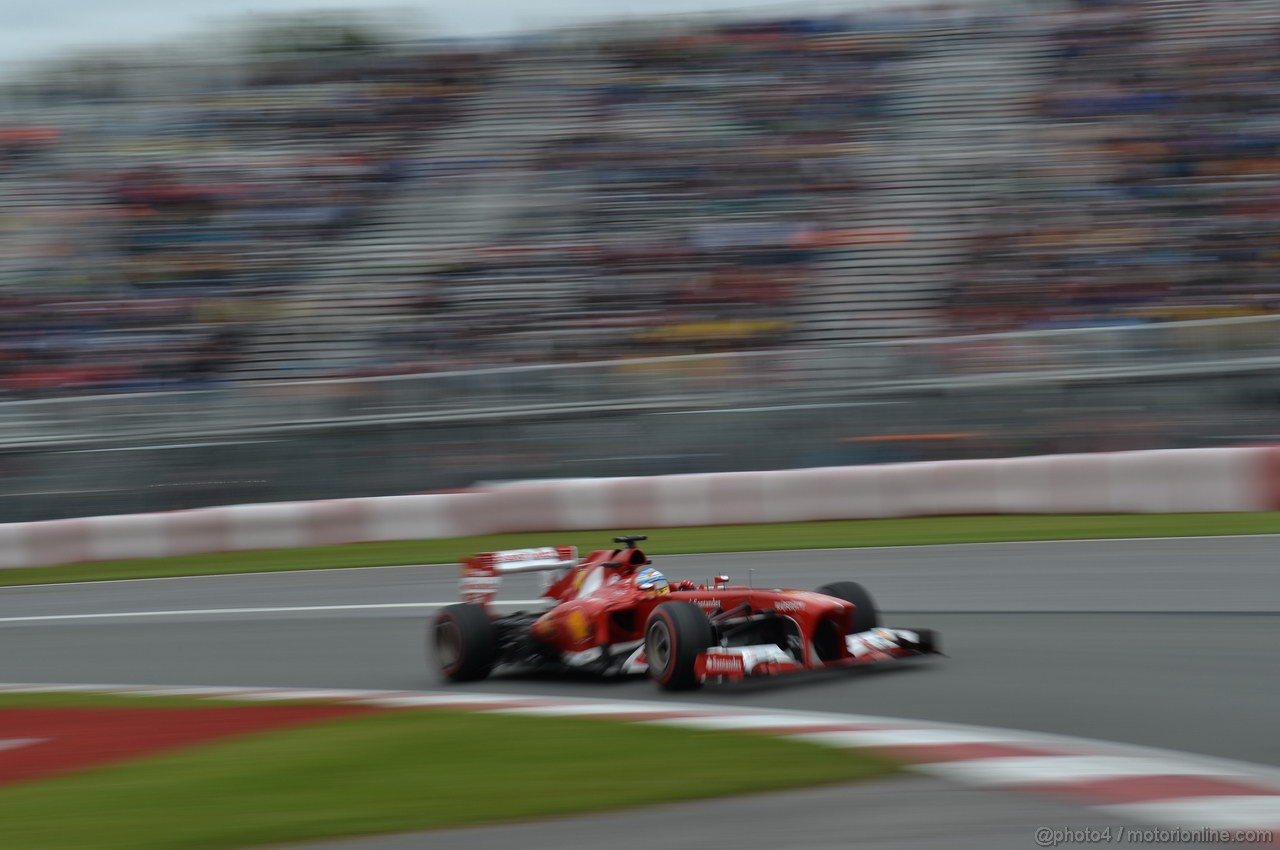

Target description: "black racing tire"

left=432, top=603, right=499, bottom=682
left=644, top=601, right=715, bottom=691
left=815, top=581, right=880, bottom=632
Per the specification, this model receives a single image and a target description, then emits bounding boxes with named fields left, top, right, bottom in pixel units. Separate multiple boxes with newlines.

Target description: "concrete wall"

left=3, top=446, right=1277, bottom=568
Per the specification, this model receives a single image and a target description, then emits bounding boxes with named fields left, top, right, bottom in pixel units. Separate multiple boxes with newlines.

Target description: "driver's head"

left=634, top=567, right=670, bottom=596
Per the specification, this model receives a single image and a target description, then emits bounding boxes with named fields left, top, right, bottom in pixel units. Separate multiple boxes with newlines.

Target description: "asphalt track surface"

left=306, top=777, right=1198, bottom=850
left=3, top=536, right=1278, bottom=772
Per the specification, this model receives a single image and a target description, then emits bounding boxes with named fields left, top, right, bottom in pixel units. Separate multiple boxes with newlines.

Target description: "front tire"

left=432, top=604, right=499, bottom=682
left=644, top=601, right=714, bottom=691
left=815, top=581, right=880, bottom=632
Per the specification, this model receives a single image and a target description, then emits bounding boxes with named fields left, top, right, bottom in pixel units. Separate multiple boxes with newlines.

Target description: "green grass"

left=0, top=697, right=898, bottom=850
left=4, top=512, right=1279, bottom=587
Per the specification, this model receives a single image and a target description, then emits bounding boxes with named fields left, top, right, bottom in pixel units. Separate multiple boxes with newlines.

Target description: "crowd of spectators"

left=0, top=49, right=491, bottom=395
left=370, top=20, right=917, bottom=369
left=947, top=0, right=1280, bottom=332
left=2, top=0, right=1279, bottom=397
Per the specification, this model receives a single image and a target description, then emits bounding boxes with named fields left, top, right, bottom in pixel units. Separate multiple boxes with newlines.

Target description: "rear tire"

left=432, top=604, right=499, bottom=682
left=815, top=581, right=880, bottom=632
left=644, top=601, right=714, bottom=691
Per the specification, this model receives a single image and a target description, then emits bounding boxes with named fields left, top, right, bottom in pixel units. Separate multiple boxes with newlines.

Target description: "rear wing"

left=460, top=546, right=577, bottom=605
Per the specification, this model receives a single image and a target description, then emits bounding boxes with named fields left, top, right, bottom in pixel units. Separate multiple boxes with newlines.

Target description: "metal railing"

left=2, top=314, right=1279, bottom=449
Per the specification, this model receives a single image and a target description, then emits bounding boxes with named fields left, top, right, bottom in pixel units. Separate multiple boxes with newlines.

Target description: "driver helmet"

left=634, top=567, right=670, bottom=596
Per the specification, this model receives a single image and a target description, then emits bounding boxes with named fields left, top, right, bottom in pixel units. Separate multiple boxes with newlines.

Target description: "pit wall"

left=3, top=447, right=1278, bottom=569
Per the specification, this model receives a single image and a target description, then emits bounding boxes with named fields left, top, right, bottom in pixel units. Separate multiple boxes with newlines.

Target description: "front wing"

left=695, top=627, right=940, bottom=683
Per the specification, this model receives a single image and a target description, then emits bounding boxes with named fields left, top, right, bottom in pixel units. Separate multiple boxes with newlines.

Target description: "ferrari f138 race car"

left=430, top=535, right=940, bottom=690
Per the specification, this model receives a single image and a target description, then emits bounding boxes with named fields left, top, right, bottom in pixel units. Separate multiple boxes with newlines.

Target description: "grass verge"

left=0, top=695, right=898, bottom=850
left=3, top=512, right=1279, bottom=587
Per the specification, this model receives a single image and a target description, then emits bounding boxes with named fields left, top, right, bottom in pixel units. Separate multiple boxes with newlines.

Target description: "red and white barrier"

left=2, top=447, right=1277, bottom=569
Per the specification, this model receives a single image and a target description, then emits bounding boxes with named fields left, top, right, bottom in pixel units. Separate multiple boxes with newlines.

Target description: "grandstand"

left=1, top=0, right=1278, bottom=397
left=948, top=0, right=1280, bottom=331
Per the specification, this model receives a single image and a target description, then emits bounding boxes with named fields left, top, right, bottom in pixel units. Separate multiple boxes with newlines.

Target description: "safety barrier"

left=2, top=446, right=1277, bottom=568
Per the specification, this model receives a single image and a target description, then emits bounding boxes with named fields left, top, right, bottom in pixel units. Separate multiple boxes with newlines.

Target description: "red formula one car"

left=430, top=535, right=940, bottom=690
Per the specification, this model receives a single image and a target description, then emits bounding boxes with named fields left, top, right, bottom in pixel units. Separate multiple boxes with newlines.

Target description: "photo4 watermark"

left=1035, top=827, right=1274, bottom=847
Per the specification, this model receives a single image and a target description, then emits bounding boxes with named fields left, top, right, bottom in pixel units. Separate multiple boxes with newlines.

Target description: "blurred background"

left=1, top=0, right=1278, bottom=521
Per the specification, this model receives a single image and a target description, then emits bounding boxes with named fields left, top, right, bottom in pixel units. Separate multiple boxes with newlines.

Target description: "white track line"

left=1101, top=798, right=1280, bottom=830
left=0, top=601, right=546, bottom=624
left=0, top=738, right=43, bottom=752
left=8, top=533, right=1280, bottom=590
left=917, top=755, right=1249, bottom=786
left=114, top=686, right=274, bottom=697
left=196, top=689, right=385, bottom=702
left=4, top=561, right=460, bottom=590
left=611, top=713, right=849, bottom=729
left=358, top=694, right=544, bottom=708
left=789, top=728, right=1025, bottom=748
left=0, top=684, right=128, bottom=693
left=482, top=703, right=693, bottom=717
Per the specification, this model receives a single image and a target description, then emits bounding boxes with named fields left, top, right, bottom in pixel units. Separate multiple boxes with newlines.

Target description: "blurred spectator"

left=0, top=45, right=492, bottom=395
left=2, top=0, right=1278, bottom=395
left=947, top=0, right=1280, bottom=332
